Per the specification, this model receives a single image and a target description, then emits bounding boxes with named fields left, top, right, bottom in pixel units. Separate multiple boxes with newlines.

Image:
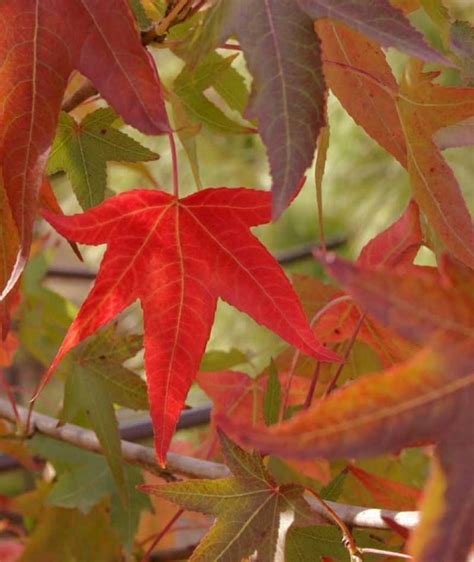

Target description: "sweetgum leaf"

left=42, top=187, right=339, bottom=464
left=142, top=432, right=317, bottom=561
left=47, top=109, right=159, bottom=210
left=316, top=20, right=407, bottom=167
left=62, top=326, right=147, bottom=501
left=316, top=23, right=474, bottom=266
left=220, top=258, right=474, bottom=561
left=398, top=62, right=474, bottom=267
left=173, top=53, right=252, bottom=135
left=298, top=0, right=448, bottom=64
left=204, top=0, right=327, bottom=217
left=29, top=435, right=150, bottom=547
left=0, top=0, right=169, bottom=299
left=286, top=525, right=380, bottom=561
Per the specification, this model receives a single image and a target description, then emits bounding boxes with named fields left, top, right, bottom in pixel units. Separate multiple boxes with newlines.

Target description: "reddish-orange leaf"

left=43, top=188, right=338, bottom=463
left=316, top=24, right=474, bottom=266
left=197, top=369, right=332, bottom=482
left=397, top=62, right=474, bottom=267
left=220, top=256, right=474, bottom=560
left=312, top=203, right=422, bottom=364
left=219, top=348, right=474, bottom=562
left=0, top=182, right=18, bottom=337
left=0, top=0, right=169, bottom=299
left=358, top=200, right=422, bottom=268
left=0, top=332, right=18, bottom=367
left=322, top=254, right=474, bottom=352
left=197, top=369, right=310, bottom=428
left=317, top=20, right=407, bottom=166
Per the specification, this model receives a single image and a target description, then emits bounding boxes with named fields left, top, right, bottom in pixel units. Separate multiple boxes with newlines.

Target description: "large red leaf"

left=42, top=187, right=339, bottom=463
left=220, top=257, right=474, bottom=561
left=0, top=0, right=169, bottom=299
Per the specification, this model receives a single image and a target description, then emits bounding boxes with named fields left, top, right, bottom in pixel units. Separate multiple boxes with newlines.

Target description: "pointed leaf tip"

left=44, top=187, right=336, bottom=461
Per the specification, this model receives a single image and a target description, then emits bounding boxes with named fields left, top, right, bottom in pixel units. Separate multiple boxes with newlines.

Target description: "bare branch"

left=0, top=398, right=420, bottom=531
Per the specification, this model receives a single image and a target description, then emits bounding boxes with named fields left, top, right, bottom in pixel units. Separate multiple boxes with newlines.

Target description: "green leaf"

left=71, top=328, right=148, bottom=411
left=111, top=467, right=150, bottom=553
left=169, top=90, right=203, bottom=189
left=320, top=469, right=348, bottom=502
left=61, top=326, right=147, bottom=504
left=173, top=53, right=252, bottom=135
left=185, top=2, right=230, bottom=67
left=211, top=53, right=249, bottom=115
left=47, top=108, right=159, bottom=209
left=29, top=436, right=150, bottom=547
left=143, top=431, right=316, bottom=561
left=48, top=456, right=113, bottom=514
left=286, top=525, right=381, bottom=562
left=128, top=0, right=151, bottom=30
left=20, top=503, right=122, bottom=562
left=200, top=348, right=249, bottom=371
left=63, top=367, right=127, bottom=505
left=19, top=286, right=76, bottom=366
left=263, top=361, right=281, bottom=426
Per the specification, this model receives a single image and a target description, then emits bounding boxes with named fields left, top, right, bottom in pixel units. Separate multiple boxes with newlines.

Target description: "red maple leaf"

left=0, top=0, right=169, bottom=299
left=42, top=188, right=339, bottom=463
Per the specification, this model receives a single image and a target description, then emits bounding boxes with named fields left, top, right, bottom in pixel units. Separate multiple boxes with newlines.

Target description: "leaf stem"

left=168, top=132, right=180, bottom=198
left=0, top=371, right=20, bottom=426
left=280, top=295, right=352, bottom=420
left=323, top=312, right=365, bottom=397
left=156, top=0, right=191, bottom=35
left=315, top=124, right=330, bottom=253
left=303, top=362, right=321, bottom=409
left=141, top=509, right=184, bottom=562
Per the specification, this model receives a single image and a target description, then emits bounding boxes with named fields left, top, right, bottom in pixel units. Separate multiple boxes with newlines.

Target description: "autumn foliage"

left=0, top=0, right=474, bottom=560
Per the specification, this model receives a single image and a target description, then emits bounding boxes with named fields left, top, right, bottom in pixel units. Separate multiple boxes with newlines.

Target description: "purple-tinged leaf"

left=215, top=0, right=327, bottom=217
left=435, top=116, right=474, bottom=149
left=297, top=0, right=449, bottom=64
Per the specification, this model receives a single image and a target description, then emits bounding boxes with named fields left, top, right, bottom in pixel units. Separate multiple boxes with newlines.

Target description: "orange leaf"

left=397, top=61, right=474, bottom=267
left=220, top=255, right=474, bottom=561
left=317, top=20, right=407, bottom=166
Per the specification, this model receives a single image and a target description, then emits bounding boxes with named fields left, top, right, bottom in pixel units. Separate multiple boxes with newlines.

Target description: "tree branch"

left=0, top=398, right=419, bottom=531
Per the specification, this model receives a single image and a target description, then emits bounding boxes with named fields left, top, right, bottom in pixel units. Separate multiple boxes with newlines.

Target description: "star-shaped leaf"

left=219, top=255, right=474, bottom=562
left=195, top=0, right=327, bottom=217
left=42, top=187, right=339, bottom=463
left=316, top=21, right=474, bottom=267
left=142, top=431, right=318, bottom=561
left=0, top=0, right=169, bottom=299
left=61, top=325, right=147, bottom=502
left=47, top=109, right=160, bottom=210
left=186, top=0, right=446, bottom=217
